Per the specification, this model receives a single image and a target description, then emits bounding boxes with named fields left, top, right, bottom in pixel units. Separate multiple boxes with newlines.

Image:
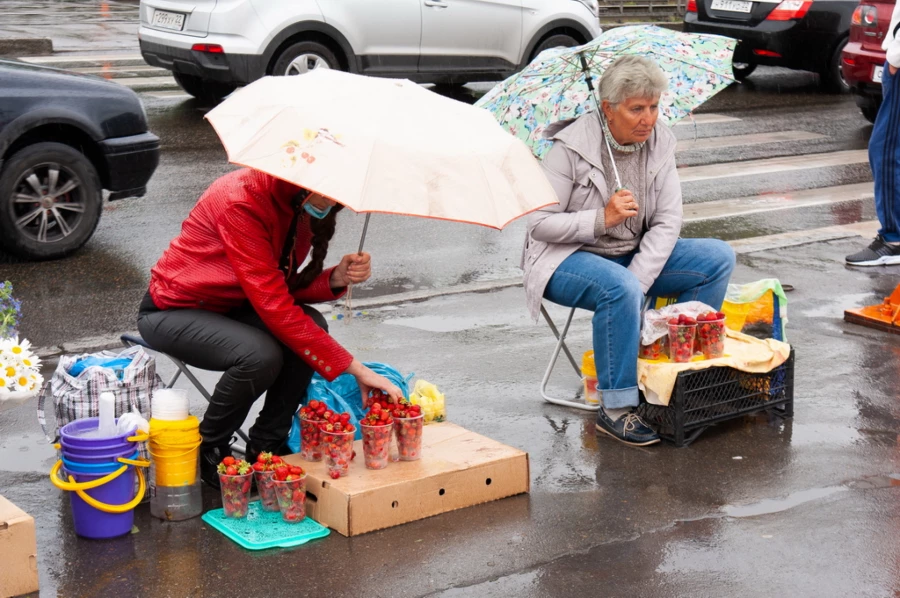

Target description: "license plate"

left=151, top=10, right=185, bottom=31
left=873, top=65, right=884, bottom=83
left=711, top=0, right=752, bottom=12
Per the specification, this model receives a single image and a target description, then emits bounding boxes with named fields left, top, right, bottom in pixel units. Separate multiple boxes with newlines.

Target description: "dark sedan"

left=0, top=59, right=159, bottom=260
left=684, top=0, right=858, bottom=91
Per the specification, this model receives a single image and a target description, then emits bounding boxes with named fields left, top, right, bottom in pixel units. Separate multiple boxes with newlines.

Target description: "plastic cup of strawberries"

left=697, top=311, right=727, bottom=359
left=217, top=457, right=253, bottom=519
left=251, top=452, right=286, bottom=512
left=667, top=314, right=698, bottom=364
left=298, top=400, right=329, bottom=462
left=360, top=403, right=394, bottom=470
left=272, top=465, right=307, bottom=523
left=392, top=402, right=424, bottom=461
left=320, top=414, right=355, bottom=478
left=639, top=335, right=668, bottom=360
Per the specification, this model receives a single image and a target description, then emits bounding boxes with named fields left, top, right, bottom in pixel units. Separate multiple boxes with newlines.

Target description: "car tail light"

left=687, top=0, right=697, bottom=12
left=766, top=0, right=812, bottom=20
left=851, top=5, right=878, bottom=27
left=753, top=49, right=783, bottom=57
left=191, top=44, right=224, bottom=54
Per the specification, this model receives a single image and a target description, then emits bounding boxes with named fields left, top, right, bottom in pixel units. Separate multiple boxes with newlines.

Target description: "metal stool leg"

left=539, top=305, right=600, bottom=412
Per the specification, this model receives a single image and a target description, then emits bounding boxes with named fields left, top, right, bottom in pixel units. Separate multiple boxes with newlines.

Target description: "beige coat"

left=521, top=113, right=683, bottom=321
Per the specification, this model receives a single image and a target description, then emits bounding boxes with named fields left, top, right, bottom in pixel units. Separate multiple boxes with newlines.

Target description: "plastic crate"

left=637, top=349, right=794, bottom=447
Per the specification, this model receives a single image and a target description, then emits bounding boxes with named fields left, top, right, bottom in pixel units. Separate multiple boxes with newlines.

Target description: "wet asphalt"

left=2, top=4, right=900, bottom=596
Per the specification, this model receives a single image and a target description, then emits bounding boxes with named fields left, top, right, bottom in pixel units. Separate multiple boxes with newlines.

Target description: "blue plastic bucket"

left=62, top=451, right=140, bottom=472
left=60, top=439, right=135, bottom=457
left=62, top=465, right=137, bottom=539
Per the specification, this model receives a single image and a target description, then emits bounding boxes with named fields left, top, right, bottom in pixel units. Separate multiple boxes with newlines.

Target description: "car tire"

left=860, top=102, right=881, bottom=124
left=172, top=72, right=237, bottom=103
left=531, top=34, right=581, bottom=62
left=822, top=38, right=850, bottom=93
left=732, top=62, right=757, bottom=81
left=0, top=142, right=103, bottom=260
left=273, top=41, right=339, bottom=76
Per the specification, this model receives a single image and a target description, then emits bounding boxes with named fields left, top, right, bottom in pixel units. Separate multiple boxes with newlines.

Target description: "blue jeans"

left=870, top=61, right=900, bottom=242
left=544, top=238, right=736, bottom=409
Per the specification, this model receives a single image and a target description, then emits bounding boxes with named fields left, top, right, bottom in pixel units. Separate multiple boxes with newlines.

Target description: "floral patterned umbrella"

left=475, top=25, right=737, bottom=160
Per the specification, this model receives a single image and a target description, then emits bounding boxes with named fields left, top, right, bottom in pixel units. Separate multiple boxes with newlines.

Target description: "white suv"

left=138, top=0, right=601, bottom=101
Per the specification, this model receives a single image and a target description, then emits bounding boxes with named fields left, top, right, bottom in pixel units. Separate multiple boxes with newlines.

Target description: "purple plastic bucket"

left=64, top=466, right=136, bottom=539
left=61, top=444, right=135, bottom=464
left=60, top=418, right=133, bottom=449
left=60, top=440, right=135, bottom=458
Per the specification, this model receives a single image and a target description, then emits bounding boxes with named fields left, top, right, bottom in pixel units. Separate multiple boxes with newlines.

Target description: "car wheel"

left=822, top=38, right=850, bottom=93
left=0, top=142, right=103, bottom=260
left=273, top=41, right=339, bottom=76
left=732, top=62, right=757, bottom=81
left=172, top=72, right=237, bottom=103
left=860, top=101, right=881, bottom=124
left=531, top=34, right=581, bottom=62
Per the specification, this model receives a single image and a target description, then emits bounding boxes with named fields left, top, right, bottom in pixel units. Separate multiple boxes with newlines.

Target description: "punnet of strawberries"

left=697, top=310, right=727, bottom=359
left=390, top=399, right=424, bottom=461
left=360, top=402, right=393, bottom=470
left=217, top=456, right=253, bottom=518
left=297, top=399, right=328, bottom=461
left=319, top=410, right=356, bottom=479
left=251, top=452, right=286, bottom=512
left=272, top=463, right=307, bottom=523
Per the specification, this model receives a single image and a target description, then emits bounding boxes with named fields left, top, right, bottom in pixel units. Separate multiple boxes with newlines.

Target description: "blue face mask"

left=303, top=201, right=333, bottom=219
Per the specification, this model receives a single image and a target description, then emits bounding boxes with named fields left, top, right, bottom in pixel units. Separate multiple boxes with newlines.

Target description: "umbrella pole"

left=345, top=213, right=371, bottom=317
left=578, top=51, right=604, bottom=127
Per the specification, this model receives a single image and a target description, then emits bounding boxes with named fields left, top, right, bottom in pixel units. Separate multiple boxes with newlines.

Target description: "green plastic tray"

left=202, top=501, right=330, bottom=550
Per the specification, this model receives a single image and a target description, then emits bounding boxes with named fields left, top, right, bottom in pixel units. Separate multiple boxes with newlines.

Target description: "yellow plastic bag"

left=409, top=380, right=446, bottom=423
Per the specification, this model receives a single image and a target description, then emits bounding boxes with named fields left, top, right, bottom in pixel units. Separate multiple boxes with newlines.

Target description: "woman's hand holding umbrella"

left=330, top=251, right=371, bottom=288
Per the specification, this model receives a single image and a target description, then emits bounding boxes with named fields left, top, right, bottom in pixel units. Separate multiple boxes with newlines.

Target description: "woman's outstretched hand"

left=330, top=252, right=371, bottom=288
left=346, top=359, right=403, bottom=407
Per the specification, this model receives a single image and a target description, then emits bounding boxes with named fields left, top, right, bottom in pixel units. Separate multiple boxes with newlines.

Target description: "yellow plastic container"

left=581, top=351, right=599, bottom=405
left=148, top=416, right=201, bottom=486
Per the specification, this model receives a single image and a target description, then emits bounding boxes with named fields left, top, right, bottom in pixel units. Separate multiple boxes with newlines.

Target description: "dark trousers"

left=137, top=293, right=326, bottom=451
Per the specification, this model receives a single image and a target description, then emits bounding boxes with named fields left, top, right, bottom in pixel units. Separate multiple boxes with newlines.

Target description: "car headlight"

left=576, top=0, right=599, bottom=18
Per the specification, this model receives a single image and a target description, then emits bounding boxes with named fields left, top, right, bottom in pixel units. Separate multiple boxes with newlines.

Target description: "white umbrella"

left=204, top=70, right=558, bottom=251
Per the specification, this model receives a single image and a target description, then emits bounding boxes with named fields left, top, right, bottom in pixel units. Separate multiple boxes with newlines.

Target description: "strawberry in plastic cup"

left=217, top=457, right=253, bottom=518
left=273, top=471, right=307, bottom=523
left=639, top=335, right=668, bottom=360
left=360, top=403, right=394, bottom=470
left=667, top=314, right=697, bottom=364
left=321, top=427, right=355, bottom=478
left=697, top=311, right=727, bottom=359
left=299, top=417, right=324, bottom=461
left=393, top=402, right=424, bottom=461
left=253, top=470, right=279, bottom=512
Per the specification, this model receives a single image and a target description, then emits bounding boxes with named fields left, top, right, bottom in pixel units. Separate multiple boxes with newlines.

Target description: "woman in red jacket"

left=138, top=168, right=402, bottom=486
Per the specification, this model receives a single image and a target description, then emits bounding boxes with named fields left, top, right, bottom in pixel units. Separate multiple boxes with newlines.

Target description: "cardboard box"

left=0, top=495, right=39, bottom=598
left=284, top=422, right=529, bottom=536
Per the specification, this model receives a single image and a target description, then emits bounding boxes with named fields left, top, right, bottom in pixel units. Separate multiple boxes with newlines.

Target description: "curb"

left=32, top=222, right=877, bottom=361
left=0, top=37, right=53, bottom=57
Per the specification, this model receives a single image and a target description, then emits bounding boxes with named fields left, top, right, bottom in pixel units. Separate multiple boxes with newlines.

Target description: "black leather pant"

left=137, top=293, right=325, bottom=451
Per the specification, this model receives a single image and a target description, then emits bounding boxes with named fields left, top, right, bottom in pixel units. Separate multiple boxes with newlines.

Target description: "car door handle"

left=424, top=0, right=449, bottom=7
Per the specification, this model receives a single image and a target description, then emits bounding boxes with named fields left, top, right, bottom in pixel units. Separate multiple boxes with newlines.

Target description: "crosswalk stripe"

left=683, top=182, right=874, bottom=222
left=674, top=114, right=741, bottom=126
left=677, top=130, right=826, bottom=153
left=144, top=90, right=192, bottom=99
left=678, top=150, right=870, bottom=183
left=19, top=54, right=143, bottom=64
left=70, top=65, right=169, bottom=76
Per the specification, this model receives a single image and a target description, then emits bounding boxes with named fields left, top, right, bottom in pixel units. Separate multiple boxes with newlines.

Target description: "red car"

left=843, top=0, right=895, bottom=122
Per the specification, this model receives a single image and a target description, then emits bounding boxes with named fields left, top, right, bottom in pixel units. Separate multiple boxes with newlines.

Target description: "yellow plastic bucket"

left=149, top=416, right=201, bottom=487
left=581, top=351, right=599, bottom=405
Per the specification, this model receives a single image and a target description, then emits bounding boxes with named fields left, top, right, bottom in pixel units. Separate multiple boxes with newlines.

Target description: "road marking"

left=674, top=114, right=741, bottom=126
left=683, top=182, right=874, bottom=222
left=677, top=130, right=826, bottom=153
left=678, top=150, right=870, bottom=183
left=144, top=90, right=192, bottom=99
left=70, top=65, right=169, bottom=77
left=19, top=53, right=144, bottom=64
left=116, top=76, right=179, bottom=91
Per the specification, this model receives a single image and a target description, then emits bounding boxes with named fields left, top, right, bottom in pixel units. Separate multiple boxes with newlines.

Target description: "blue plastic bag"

left=67, top=355, right=135, bottom=379
left=286, top=363, right=413, bottom=451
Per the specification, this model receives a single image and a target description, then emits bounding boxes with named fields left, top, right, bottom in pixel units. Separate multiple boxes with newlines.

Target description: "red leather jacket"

left=148, top=169, right=352, bottom=381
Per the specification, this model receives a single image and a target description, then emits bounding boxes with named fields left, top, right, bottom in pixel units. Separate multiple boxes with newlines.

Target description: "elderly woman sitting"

left=522, top=55, right=735, bottom=447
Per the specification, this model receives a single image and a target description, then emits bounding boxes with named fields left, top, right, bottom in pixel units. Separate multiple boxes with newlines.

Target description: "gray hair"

left=598, top=55, right=669, bottom=105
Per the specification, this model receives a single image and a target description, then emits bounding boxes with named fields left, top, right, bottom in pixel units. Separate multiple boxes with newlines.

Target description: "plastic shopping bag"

left=409, top=380, right=446, bottom=423
left=722, top=279, right=788, bottom=341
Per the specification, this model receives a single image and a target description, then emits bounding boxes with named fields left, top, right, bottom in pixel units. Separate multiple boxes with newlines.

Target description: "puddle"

left=799, top=293, right=875, bottom=318
left=722, top=486, right=847, bottom=518
left=789, top=423, right=862, bottom=446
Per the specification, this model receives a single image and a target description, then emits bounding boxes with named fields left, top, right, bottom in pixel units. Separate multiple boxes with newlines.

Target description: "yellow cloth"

left=637, top=329, right=791, bottom=406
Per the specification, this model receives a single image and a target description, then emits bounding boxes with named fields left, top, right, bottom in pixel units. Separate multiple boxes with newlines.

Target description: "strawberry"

left=225, top=465, right=237, bottom=476
left=271, top=455, right=283, bottom=465
left=222, top=456, right=236, bottom=467
left=274, top=465, right=289, bottom=481
left=308, top=399, right=320, bottom=410
left=289, top=465, right=305, bottom=476
left=252, top=462, right=265, bottom=472
left=329, top=470, right=341, bottom=479
left=257, top=451, right=272, bottom=464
